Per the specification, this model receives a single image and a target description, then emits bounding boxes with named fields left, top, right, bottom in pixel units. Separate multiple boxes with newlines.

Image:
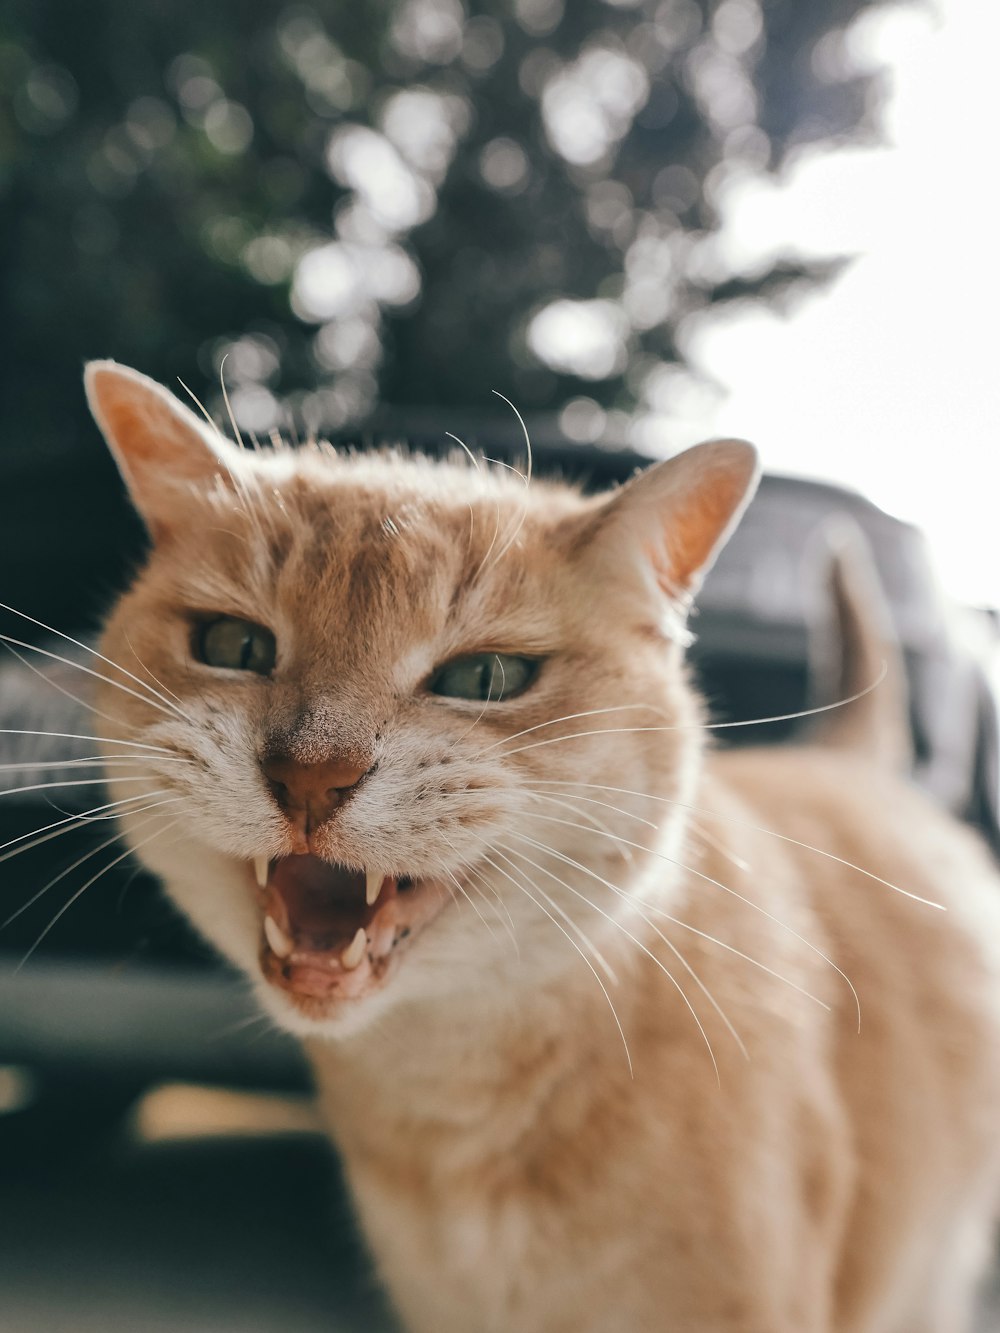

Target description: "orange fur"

left=87, top=362, right=1000, bottom=1332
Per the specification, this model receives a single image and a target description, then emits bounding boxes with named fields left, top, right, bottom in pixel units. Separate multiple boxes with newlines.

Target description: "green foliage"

left=0, top=0, right=886, bottom=456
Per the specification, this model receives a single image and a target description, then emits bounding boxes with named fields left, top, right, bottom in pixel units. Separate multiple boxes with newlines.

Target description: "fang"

left=341, top=927, right=367, bottom=970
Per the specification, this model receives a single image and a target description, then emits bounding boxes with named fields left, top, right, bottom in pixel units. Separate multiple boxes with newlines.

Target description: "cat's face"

left=86, top=363, right=758, bottom=1038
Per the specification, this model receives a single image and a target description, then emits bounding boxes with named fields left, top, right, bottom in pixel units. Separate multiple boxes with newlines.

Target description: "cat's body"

left=311, top=746, right=1000, bottom=1333
left=82, top=361, right=1000, bottom=1332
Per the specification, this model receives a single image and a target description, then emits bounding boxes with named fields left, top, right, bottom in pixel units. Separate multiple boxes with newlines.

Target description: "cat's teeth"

left=341, top=927, right=367, bottom=971
left=366, top=869, right=382, bottom=907
left=253, top=855, right=269, bottom=888
left=263, top=914, right=294, bottom=960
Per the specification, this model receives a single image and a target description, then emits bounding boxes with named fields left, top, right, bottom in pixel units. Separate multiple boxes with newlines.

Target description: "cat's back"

left=689, top=745, right=1000, bottom=1330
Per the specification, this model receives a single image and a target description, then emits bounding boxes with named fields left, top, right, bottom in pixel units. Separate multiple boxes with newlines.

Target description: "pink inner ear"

left=86, top=363, right=241, bottom=542
left=89, top=370, right=216, bottom=483
left=659, top=478, right=748, bottom=589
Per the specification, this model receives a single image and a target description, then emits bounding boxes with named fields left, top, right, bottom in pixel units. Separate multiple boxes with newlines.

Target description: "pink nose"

left=261, top=754, right=370, bottom=832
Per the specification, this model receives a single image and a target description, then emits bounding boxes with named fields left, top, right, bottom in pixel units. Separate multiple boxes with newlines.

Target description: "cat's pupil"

left=429, top=652, right=538, bottom=702
left=196, top=617, right=276, bottom=676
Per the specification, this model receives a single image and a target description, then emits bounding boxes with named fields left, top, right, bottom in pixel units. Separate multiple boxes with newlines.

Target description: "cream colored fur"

left=86, top=361, right=1000, bottom=1332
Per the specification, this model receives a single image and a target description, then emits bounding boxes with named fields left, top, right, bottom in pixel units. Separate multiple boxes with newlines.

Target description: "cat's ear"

left=84, top=360, right=250, bottom=541
left=586, top=439, right=759, bottom=621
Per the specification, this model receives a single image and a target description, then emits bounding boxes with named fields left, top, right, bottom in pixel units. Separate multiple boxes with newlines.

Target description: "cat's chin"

left=252, top=855, right=452, bottom=1027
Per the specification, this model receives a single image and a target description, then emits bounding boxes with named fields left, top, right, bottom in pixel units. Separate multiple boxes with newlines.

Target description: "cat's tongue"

left=263, top=855, right=395, bottom=956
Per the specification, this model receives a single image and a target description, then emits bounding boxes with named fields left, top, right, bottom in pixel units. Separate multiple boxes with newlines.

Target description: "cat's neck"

left=306, top=951, right=640, bottom=1172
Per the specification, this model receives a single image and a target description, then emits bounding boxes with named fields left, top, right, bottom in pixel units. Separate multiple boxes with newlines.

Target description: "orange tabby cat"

left=85, top=360, right=1000, bottom=1332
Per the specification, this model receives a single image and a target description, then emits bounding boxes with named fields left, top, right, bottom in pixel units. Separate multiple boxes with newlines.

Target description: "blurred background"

left=4, top=0, right=997, bottom=630
left=2, top=0, right=1000, bottom=1328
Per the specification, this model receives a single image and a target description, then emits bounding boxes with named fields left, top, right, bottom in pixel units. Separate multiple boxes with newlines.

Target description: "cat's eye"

left=195, top=617, right=276, bottom=676
left=428, top=653, right=539, bottom=702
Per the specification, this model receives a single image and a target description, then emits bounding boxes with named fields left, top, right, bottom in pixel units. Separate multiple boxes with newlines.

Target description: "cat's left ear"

left=84, top=360, right=251, bottom=542
left=585, top=439, right=760, bottom=616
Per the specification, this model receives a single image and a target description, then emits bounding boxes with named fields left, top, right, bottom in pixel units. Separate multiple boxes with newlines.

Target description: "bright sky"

left=686, top=0, right=1000, bottom=606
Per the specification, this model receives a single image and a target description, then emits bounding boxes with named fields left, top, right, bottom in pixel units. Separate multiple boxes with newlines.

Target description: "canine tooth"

left=341, top=927, right=367, bottom=971
left=366, top=869, right=382, bottom=907
left=254, top=855, right=269, bottom=888
left=264, top=914, right=293, bottom=960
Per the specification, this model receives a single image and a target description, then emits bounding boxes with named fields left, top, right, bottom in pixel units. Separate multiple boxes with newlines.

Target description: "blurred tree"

left=0, top=0, right=891, bottom=625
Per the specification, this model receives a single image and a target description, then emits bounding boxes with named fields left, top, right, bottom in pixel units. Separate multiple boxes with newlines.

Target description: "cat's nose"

left=261, top=753, right=372, bottom=834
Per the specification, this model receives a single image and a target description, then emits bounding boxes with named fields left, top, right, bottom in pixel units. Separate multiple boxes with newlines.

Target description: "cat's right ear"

left=84, top=360, right=250, bottom=542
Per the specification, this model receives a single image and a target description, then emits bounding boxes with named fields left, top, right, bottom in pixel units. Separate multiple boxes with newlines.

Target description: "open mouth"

left=252, top=854, right=447, bottom=1007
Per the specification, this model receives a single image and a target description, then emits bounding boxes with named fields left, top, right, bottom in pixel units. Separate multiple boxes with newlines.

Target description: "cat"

left=83, top=359, right=1000, bottom=1333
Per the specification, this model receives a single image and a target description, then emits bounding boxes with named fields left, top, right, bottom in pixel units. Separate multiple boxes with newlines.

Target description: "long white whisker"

left=481, top=705, right=668, bottom=754
left=0, top=729, right=175, bottom=755
left=444, top=431, right=478, bottom=547
left=512, top=825, right=849, bottom=1026
left=443, top=865, right=502, bottom=948
left=531, top=777, right=942, bottom=914
left=0, top=789, right=177, bottom=864
left=0, top=602, right=192, bottom=723
left=479, top=847, right=633, bottom=1079
left=480, top=848, right=618, bottom=984
left=2, top=801, right=180, bottom=933
left=123, top=630, right=186, bottom=707
left=442, top=837, right=519, bottom=955
left=499, top=839, right=748, bottom=1060
left=0, top=775, right=161, bottom=801
left=499, top=839, right=729, bottom=1079
left=2, top=641, right=131, bottom=729
left=0, top=755, right=189, bottom=772
left=523, top=787, right=655, bottom=835
left=494, top=668, right=892, bottom=757
left=485, top=391, right=532, bottom=568
left=15, top=815, right=181, bottom=970
left=0, top=633, right=186, bottom=725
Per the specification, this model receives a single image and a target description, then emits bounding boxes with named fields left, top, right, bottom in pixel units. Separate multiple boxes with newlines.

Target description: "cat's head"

left=85, top=361, right=758, bottom=1038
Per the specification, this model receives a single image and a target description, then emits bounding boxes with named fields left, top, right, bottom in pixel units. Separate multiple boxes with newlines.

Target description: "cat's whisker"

left=481, top=847, right=615, bottom=982
left=483, top=849, right=617, bottom=983
left=522, top=787, right=655, bottom=835
left=511, top=830, right=832, bottom=1029
left=14, top=814, right=181, bottom=972
left=123, top=630, right=186, bottom=708
left=512, top=821, right=848, bottom=1029
left=500, top=838, right=749, bottom=1062
left=209, top=1010, right=276, bottom=1042
left=0, top=601, right=193, bottom=724
left=480, top=703, right=670, bottom=754
left=484, top=391, right=532, bottom=570
left=0, top=631, right=188, bottom=727
left=521, top=790, right=634, bottom=862
left=461, top=868, right=521, bottom=956
left=0, top=774, right=164, bottom=802
left=531, top=777, right=942, bottom=916
left=2, top=800, right=181, bottom=934
left=495, top=673, right=892, bottom=759
left=178, top=371, right=276, bottom=547
left=478, top=847, right=634, bottom=1080
left=684, top=817, right=753, bottom=873
left=2, top=641, right=136, bottom=730
left=441, top=836, right=520, bottom=955
left=441, top=865, right=503, bottom=949
left=497, top=839, right=735, bottom=1076
left=0, top=789, right=177, bottom=864
left=427, top=843, right=503, bottom=947
left=0, top=728, right=175, bottom=755
left=0, top=755, right=190, bottom=772
left=454, top=662, right=506, bottom=744
left=444, top=431, right=479, bottom=547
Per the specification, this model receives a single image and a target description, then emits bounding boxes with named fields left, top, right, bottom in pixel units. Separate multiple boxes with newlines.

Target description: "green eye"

left=428, top=653, right=539, bottom=702
left=195, top=617, right=276, bottom=676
